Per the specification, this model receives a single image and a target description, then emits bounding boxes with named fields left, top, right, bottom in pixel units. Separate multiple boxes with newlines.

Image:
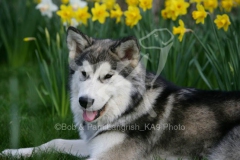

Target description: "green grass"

left=0, top=66, right=83, bottom=160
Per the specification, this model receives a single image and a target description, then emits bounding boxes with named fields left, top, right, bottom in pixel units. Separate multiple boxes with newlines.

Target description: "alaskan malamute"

left=2, top=27, right=240, bottom=160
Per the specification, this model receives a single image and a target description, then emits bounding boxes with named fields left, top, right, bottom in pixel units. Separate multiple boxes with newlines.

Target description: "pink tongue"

left=83, top=110, right=98, bottom=122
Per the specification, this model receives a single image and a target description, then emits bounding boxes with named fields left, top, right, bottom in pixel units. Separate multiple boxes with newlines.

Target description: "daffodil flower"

left=172, top=19, right=190, bottom=42
left=161, top=0, right=189, bottom=21
left=161, top=9, right=169, bottom=19
left=214, top=14, right=231, bottom=31
left=91, top=3, right=109, bottom=24
left=192, top=4, right=207, bottom=24
left=139, top=0, right=153, bottom=11
left=36, top=0, right=58, bottom=18
left=57, top=5, right=75, bottom=24
left=75, top=6, right=91, bottom=25
left=175, top=0, right=190, bottom=15
left=161, top=8, right=178, bottom=21
left=110, top=4, right=123, bottom=23
left=124, top=6, right=142, bottom=28
left=203, top=0, right=218, bottom=13
left=102, top=0, right=115, bottom=10
left=221, top=0, right=234, bottom=12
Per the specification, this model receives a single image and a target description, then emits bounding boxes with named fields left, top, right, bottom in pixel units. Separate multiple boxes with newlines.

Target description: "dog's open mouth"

left=83, top=104, right=107, bottom=122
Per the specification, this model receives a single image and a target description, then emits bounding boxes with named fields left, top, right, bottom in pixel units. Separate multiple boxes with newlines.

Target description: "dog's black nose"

left=79, top=97, right=94, bottom=109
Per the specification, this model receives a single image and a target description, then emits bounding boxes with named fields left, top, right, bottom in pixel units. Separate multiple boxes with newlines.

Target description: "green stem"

left=191, top=30, right=209, bottom=54
left=208, top=14, right=224, bottom=56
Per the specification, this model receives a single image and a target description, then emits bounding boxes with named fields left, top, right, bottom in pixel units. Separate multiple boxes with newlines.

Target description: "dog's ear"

left=67, top=26, right=92, bottom=60
left=110, top=36, right=140, bottom=67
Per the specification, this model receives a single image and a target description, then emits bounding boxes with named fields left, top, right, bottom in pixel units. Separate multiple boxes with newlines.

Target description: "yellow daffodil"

left=161, top=9, right=169, bottom=19
left=161, top=2, right=177, bottom=20
left=102, top=0, right=115, bottom=10
left=192, top=4, right=207, bottom=24
left=62, top=0, right=69, bottom=4
left=203, top=0, right=218, bottom=13
left=124, top=6, right=142, bottom=28
left=110, top=4, right=123, bottom=23
left=221, top=0, right=234, bottom=12
left=161, top=0, right=189, bottom=21
left=75, top=6, right=91, bottom=25
left=126, top=0, right=139, bottom=6
left=57, top=5, right=75, bottom=24
left=139, top=0, right=152, bottom=11
left=175, top=0, right=190, bottom=15
left=161, top=8, right=178, bottom=21
left=91, top=3, right=109, bottom=24
left=173, top=19, right=186, bottom=42
left=214, top=14, right=231, bottom=31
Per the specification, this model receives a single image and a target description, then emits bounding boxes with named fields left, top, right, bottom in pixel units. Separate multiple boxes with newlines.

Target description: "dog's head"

left=67, top=27, right=144, bottom=125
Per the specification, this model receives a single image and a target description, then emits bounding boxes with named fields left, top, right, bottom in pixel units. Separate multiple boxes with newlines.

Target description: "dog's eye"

left=104, top=74, right=113, bottom=80
left=82, top=71, right=87, bottom=77
left=79, top=71, right=88, bottom=81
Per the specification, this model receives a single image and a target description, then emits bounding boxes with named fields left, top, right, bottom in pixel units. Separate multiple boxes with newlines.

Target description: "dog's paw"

left=1, top=148, right=33, bottom=158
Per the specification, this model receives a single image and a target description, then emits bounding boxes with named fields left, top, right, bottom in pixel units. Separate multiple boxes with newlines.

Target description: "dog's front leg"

left=2, top=139, right=89, bottom=158
left=88, top=132, right=142, bottom=160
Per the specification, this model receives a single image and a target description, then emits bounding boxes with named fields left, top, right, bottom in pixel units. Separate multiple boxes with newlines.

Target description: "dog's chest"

left=82, top=122, right=99, bottom=139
